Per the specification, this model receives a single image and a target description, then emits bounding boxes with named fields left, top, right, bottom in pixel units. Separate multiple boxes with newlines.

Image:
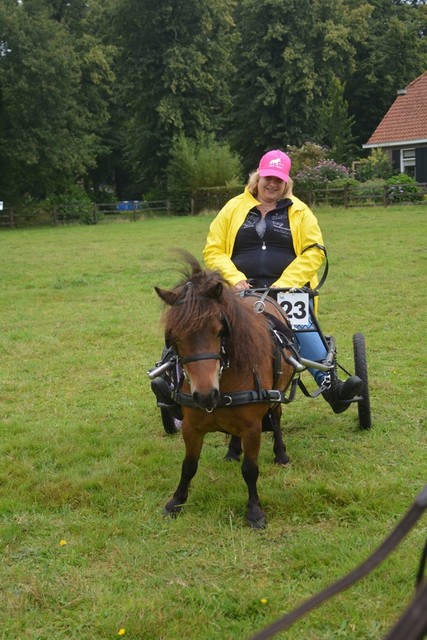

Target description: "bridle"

left=170, top=314, right=231, bottom=379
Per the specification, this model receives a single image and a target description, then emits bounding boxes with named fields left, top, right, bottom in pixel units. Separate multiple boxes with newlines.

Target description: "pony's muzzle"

left=192, top=388, right=220, bottom=411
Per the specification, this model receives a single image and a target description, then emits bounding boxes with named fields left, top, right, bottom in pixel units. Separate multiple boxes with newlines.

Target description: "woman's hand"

left=233, top=280, right=251, bottom=292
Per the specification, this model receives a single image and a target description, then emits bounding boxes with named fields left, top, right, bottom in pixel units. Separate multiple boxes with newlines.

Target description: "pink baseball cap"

left=258, top=149, right=291, bottom=181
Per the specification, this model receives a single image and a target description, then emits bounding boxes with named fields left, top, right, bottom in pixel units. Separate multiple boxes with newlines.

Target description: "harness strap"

left=263, top=313, right=302, bottom=388
left=263, top=311, right=294, bottom=343
left=297, top=377, right=330, bottom=398
left=174, top=378, right=299, bottom=408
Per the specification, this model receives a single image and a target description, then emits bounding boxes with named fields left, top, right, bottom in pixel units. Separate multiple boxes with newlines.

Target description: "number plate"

left=276, top=291, right=310, bottom=327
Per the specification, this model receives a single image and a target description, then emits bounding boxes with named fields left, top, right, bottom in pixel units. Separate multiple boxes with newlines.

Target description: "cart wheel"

left=353, top=332, right=372, bottom=429
left=160, top=407, right=182, bottom=435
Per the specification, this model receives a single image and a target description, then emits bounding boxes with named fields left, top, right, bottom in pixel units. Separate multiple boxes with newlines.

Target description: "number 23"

left=280, top=299, right=307, bottom=320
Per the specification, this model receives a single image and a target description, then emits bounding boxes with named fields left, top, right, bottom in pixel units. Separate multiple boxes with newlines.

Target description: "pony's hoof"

left=274, top=455, right=290, bottom=466
left=247, top=516, right=267, bottom=530
left=224, top=452, right=240, bottom=462
left=163, top=502, right=182, bottom=518
left=246, top=507, right=267, bottom=529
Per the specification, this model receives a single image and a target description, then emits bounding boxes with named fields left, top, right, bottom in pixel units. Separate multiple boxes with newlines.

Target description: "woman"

left=203, top=149, right=362, bottom=413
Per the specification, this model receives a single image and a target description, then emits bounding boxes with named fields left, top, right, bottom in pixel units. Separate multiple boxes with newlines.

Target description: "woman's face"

left=257, top=175, right=286, bottom=203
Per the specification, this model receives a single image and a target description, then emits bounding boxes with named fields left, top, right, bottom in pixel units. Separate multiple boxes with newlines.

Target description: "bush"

left=167, top=134, right=243, bottom=213
left=329, top=177, right=360, bottom=189
left=354, top=149, right=394, bottom=182
left=167, top=135, right=242, bottom=215
left=286, top=142, right=328, bottom=174
left=192, top=185, right=244, bottom=214
left=386, top=174, right=424, bottom=203
left=168, top=190, right=192, bottom=215
left=355, top=179, right=387, bottom=205
left=49, top=185, right=95, bottom=224
left=20, top=185, right=95, bottom=225
left=326, top=177, right=360, bottom=205
left=295, top=160, right=350, bottom=187
left=293, top=160, right=351, bottom=203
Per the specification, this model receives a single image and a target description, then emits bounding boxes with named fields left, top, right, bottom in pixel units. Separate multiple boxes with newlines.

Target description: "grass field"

left=0, top=206, right=426, bottom=640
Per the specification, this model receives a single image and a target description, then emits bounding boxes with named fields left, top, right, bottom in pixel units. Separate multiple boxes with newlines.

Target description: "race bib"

left=276, top=291, right=310, bottom=328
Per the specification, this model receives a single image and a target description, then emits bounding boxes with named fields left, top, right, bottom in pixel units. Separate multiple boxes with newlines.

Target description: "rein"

left=250, top=484, right=427, bottom=640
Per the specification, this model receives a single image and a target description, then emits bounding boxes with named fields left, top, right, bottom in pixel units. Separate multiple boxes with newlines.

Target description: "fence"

left=1, top=183, right=426, bottom=229
left=293, top=182, right=427, bottom=208
left=94, top=200, right=170, bottom=222
left=191, top=182, right=427, bottom=213
left=0, top=200, right=170, bottom=229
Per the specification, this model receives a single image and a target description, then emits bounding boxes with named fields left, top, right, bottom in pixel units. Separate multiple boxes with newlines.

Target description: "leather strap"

left=174, top=378, right=299, bottom=408
left=302, top=243, right=328, bottom=290
left=250, top=484, right=427, bottom=640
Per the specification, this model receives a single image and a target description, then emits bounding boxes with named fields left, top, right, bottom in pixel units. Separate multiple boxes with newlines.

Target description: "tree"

left=111, top=0, right=237, bottom=192
left=0, top=0, right=115, bottom=204
left=1, top=0, right=426, bottom=207
left=346, top=0, right=427, bottom=146
left=319, top=76, right=358, bottom=164
left=228, top=0, right=371, bottom=173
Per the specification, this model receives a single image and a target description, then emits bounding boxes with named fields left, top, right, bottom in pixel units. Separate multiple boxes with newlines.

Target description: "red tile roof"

left=364, top=71, right=427, bottom=147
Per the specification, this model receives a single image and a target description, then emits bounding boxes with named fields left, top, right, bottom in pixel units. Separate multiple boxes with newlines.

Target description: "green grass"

left=0, top=207, right=426, bottom=640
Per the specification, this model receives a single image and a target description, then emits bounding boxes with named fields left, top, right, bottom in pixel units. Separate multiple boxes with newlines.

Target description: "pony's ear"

left=154, top=286, right=178, bottom=306
left=207, top=281, right=223, bottom=300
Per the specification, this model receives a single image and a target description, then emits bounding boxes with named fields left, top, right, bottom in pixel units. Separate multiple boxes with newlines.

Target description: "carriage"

left=147, top=254, right=371, bottom=527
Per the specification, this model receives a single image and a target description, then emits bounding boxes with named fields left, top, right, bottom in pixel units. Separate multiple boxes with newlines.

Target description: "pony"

left=154, top=252, right=296, bottom=528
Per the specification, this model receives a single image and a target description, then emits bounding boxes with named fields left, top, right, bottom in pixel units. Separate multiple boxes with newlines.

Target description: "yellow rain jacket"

left=203, top=187, right=325, bottom=293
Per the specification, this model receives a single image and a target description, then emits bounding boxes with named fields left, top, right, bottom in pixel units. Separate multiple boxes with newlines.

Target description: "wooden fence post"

left=383, top=185, right=388, bottom=207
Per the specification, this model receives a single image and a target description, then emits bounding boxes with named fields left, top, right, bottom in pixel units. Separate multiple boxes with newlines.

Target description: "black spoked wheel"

left=160, top=407, right=182, bottom=435
left=353, top=332, right=372, bottom=429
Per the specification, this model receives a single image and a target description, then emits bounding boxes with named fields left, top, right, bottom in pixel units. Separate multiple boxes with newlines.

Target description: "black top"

left=231, top=198, right=296, bottom=288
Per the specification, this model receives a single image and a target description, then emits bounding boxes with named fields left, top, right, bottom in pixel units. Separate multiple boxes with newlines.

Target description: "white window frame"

left=401, top=148, right=416, bottom=177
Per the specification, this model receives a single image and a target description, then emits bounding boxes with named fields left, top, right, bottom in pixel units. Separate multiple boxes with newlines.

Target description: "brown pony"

left=155, top=253, right=296, bottom=528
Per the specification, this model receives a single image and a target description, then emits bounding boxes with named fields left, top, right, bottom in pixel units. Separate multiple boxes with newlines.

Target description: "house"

left=362, top=71, right=427, bottom=183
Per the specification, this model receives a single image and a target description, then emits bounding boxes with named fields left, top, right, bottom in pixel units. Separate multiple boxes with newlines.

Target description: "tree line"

left=0, top=0, right=426, bottom=210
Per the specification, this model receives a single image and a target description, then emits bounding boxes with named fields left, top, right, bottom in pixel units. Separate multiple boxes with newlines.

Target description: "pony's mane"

left=161, top=253, right=272, bottom=372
